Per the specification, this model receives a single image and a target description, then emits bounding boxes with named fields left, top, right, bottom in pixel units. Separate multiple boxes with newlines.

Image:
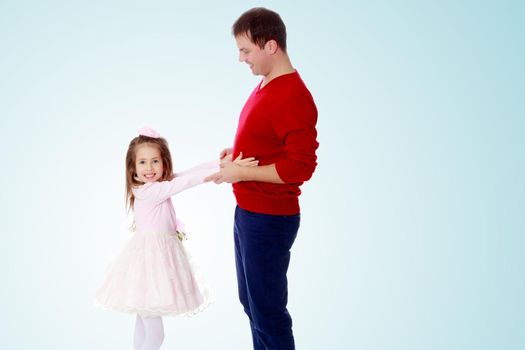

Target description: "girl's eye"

left=139, top=160, right=145, bottom=164
left=153, top=160, right=159, bottom=164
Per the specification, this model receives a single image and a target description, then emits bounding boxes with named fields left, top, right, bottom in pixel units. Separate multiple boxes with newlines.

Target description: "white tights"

left=133, top=314, right=165, bottom=350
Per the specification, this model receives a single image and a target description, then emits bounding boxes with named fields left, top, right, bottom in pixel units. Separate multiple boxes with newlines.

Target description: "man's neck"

left=261, top=55, right=294, bottom=88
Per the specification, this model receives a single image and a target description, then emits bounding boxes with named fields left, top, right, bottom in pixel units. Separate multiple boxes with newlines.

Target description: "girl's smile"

left=135, top=143, right=164, bottom=183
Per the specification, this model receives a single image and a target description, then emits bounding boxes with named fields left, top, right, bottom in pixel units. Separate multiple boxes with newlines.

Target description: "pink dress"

left=95, top=160, right=219, bottom=318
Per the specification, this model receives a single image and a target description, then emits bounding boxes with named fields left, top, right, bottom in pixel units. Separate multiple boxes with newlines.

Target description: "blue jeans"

left=234, top=205, right=300, bottom=350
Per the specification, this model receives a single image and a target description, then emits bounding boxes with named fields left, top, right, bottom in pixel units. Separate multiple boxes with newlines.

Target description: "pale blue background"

left=0, top=1, right=524, bottom=349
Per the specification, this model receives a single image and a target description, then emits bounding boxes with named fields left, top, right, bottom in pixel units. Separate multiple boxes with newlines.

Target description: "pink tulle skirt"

left=95, top=230, right=212, bottom=318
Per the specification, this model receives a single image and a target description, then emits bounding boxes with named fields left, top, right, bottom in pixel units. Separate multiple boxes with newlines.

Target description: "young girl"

left=95, top=126, right=257, bottom=350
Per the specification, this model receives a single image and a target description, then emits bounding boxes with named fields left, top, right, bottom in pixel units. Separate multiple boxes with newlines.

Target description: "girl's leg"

left=139, top=315, right=165, bottom=350
left=133, top=314, right=145, bottom=350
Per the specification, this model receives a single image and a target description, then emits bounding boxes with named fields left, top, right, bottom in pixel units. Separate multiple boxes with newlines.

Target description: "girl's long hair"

left=125, top=136, right=174, bottom=211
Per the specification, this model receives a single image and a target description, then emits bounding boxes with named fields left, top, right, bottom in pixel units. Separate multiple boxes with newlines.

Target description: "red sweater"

left=232, top=71, right=319, bottom=215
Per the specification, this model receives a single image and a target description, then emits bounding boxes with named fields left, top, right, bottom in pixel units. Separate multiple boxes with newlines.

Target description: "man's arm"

left=270, top=95, right=318, bottom=183
left=206, top=162, right=284, bottom=184
left=209, top=92, right=318, bottom=185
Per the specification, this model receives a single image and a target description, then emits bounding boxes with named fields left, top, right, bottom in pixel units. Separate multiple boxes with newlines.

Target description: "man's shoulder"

left=277, top=85, right=317, bottom=114
left=274, top=74, right=314, bottom=102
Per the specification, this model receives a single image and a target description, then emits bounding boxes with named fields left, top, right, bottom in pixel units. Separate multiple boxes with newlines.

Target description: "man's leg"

left=235, top=206, right=265, bottom=349
left=235, top=206, right=300, bottom=350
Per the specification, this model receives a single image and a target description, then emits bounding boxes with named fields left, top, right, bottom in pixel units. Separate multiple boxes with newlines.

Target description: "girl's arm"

left=135, top=156, right=258, bottom=204
left=175, top=159, right=220, bottom=177
left=136, top=160, right=220, bottom=204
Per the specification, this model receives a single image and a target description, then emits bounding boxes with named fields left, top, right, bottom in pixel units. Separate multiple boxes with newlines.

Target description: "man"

left=206, top=7, right=319, bottom=350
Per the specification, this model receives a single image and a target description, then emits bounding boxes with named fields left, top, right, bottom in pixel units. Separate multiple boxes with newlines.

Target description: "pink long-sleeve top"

left=131, top=160, right=219, bottom=233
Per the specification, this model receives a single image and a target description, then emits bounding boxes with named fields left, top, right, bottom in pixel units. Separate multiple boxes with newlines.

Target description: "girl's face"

left=135, top=143, right=164, bottom=183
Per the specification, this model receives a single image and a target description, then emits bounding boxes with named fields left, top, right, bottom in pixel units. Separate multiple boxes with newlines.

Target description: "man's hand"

left=232, top=152, right=258, bottom=167
left=206, top=152, right=258, bottom=184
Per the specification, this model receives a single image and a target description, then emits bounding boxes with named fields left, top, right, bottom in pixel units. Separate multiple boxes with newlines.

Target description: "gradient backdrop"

left=0, top=1, right=523, bottom=349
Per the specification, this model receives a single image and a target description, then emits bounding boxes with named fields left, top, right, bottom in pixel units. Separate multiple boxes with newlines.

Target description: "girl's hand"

left=220, top=147, right=233, bottom=160
left=232, top=152, right=259, bottom=167
left=220, top=153, right=233, bottom=165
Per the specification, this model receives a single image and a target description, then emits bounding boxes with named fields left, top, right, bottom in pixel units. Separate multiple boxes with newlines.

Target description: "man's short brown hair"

left=232, top=7, right=287, bottom=52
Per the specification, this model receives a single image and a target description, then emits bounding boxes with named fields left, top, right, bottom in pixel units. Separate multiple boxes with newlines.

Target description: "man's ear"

left=264, top=40, right=279, bottom=54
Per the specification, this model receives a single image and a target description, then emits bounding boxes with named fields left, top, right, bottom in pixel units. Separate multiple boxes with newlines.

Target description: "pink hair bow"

left=138, top=126, right=160, bottom=138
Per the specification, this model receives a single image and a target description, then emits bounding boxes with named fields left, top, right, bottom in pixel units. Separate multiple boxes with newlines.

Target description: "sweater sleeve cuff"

left=275, top=158, right=315, bottom=183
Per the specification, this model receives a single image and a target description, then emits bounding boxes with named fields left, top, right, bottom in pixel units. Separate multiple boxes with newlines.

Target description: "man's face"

left=235, top=33, right=270, bottom=76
